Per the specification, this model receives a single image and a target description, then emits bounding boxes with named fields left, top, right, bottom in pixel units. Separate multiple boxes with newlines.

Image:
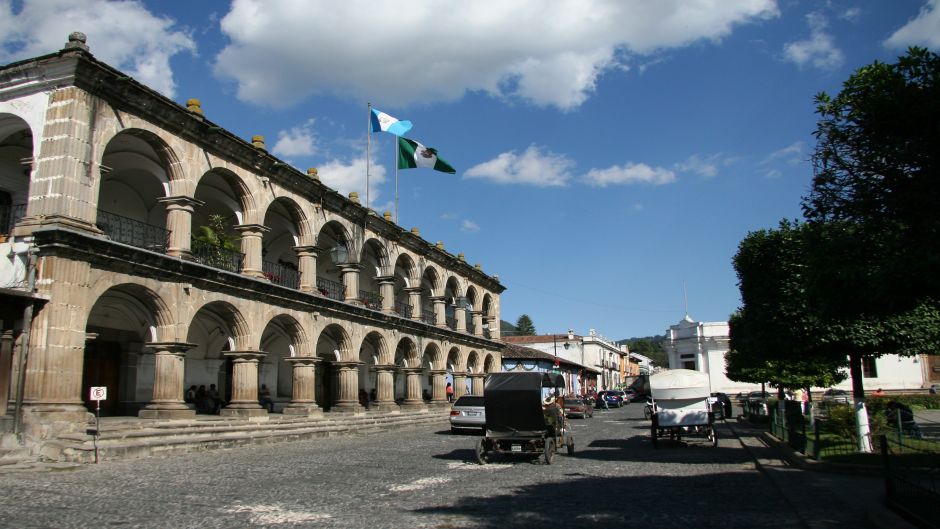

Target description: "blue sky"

left=2, top=0, right=939, bottom=339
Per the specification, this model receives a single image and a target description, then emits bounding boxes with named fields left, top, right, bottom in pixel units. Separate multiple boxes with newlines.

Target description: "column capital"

left=285, top=356, right=320, bottom=367
left=144, top=341, right=198, bottom=354
left=376, top=275, right=395, bottom=284
left=293, top=245, right=319, bottom=257
left=234, top=223, right=270, bottom=237
left=223, top=350, right=266, bottom=362
left=332, top=360, right=362, bottom=369
left=157, top=195, right=205, bottom=210
left=428, top=369, right=447, bottom=376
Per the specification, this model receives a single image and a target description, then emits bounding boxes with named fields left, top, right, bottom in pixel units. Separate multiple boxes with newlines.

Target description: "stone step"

left=42, top=411, right=449, bottom=463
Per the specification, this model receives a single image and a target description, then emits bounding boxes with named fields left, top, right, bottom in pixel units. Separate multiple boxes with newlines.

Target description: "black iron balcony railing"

left=262, top=260, right=300, bottom=290
left=97, top=210, right=169, bottom=253
left=316, top=277, right=344, bottom=301
left=190, top=238, right=244, bottom=273
left=0, top=203, right=27, bottom=235
left=359, top=290, right=382, bottom=310
left=395, top=301, right=412, bottom=318
left=421, top=307, right=435, bottom=325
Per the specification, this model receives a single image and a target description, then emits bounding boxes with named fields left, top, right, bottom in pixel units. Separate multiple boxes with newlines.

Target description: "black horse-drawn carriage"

left=475, top=372, right=574, bottom=464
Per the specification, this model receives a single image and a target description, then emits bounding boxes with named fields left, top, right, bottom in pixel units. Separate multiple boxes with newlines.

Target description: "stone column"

left=293, top=245, right=318, bottom=293
left=157, top=196, right=203, bottom=259
left=235, top=224, right=268, bottom=278
left=455, top=306, right=467, bottom=333
left=470, top=374, right=485, bottom=396
left=431, top=296, right=446, bottom=328
left=401, top=368, right=425, bottom=410
left=429, top=369, right=448, bottom=406
left=377, top=276, right=396, bottom=314
left=220, top=351, right=267, bottom=417
left=372, top=365, right=398, bottom=412
left=453, top=372, right=468, bottom=399
left=331, top=361, right=363, bottom=413
left=405, top=287, right=422, bottom=320
left=21, top=257, right=93, bottom=429
left=282, top=357, right=322, bottom=416
left=340, top=264, right=362, bottom=305
left=471, top=311, right=484, bottom=337
left=489, top=316, right=501, bottom=340
left=139, top=342, right=197, bottom=419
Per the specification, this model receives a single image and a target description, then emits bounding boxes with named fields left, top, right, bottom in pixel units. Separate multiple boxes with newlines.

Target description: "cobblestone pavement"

left=0, top=404, right=879, bottom=528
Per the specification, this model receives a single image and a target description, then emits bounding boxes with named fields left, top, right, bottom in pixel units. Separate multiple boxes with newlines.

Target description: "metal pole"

left=94, top=399, right=100, bottom=464
left=366, top=102, right=371, bottom=211
left=395, top=143, right=400, bottom=224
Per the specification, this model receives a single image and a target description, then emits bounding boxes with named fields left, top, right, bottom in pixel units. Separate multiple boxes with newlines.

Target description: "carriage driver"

left=543, top=390, right=564, bottom=434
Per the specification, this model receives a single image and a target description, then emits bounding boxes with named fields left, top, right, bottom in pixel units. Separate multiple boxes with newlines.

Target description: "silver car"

left=450, top=395, right=485, bottom=433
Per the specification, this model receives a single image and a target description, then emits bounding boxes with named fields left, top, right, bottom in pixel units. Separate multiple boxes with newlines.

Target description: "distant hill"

left=618, top=335, right=667, bottom=366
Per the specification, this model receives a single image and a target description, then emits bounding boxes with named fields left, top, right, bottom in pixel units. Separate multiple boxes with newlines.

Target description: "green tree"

left=727, top=222, right=846, bottom=393
left=515, top=314, right=536, bottom=336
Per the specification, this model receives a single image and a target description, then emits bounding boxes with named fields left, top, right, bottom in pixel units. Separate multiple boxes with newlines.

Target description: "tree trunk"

left=849, top=352, right=872, bottom=453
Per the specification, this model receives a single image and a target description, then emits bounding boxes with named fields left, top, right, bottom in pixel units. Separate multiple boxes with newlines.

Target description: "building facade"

left=0, top=33, right=504, bottom=445
left=665, top=315, right=933, bottom=394
left=504, top=329, right=627, bottom=393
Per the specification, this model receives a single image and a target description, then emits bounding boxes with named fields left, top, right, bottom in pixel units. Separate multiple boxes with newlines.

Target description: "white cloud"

left=0, top=0, right=196, bottom=98
left=272, top=119, right=317, bottom=158
left=840, top=7, right=861, bottom=23
left=213, top=0, right=779, bottom=110
left=464, top=145, right=574, bottom=187
left=583, top=163, right=676, bottom=187
left=783, top=12, right=845, bottom=70
left=885, top=0, right=940, bottom=49
left=674, top=153, right=733, bottom=178
left=760, top=141, right=805, bottom=166
left=461, top=220, right=480, bottom=233
left=317, top=155, right=387, bottom=206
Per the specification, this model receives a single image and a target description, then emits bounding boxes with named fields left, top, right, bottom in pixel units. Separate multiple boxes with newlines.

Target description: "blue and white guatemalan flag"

left=370, top=108, right=413, bottom=136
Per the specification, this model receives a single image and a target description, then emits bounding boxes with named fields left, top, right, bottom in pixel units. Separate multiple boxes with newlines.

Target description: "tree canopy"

left=515, top=314, right=536, bottom=336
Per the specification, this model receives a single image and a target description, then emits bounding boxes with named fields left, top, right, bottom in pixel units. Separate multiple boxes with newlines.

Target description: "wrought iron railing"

left=421, top=307, right=435, bottom=325
left=395, top=301, right=412, bottom=318
left=262, top=260, right=300, bottom=290
left=0, top=203, right=27, bottom=235
left=97, top=210, right=169, bottom=253
left=359, top=290, right=381, bottom=310
left=190, top=238, right=244, bottom=273
left=317, top=277, right=344, bottom=301
left=445, top=306, right=456, bottom=329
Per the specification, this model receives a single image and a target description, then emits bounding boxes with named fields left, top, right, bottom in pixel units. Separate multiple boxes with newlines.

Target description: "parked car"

left=610, top=390, right=629, bottom=404
left=562, top=396, right=594, bottom=418
left=449, top=395, right=485, bottom=433
left=822, top=389, right=851, bottom=404
left=595, top=391, right=624, bottom=408
left=710, top=392, right=733, bottom=419
left=744, top=391, right=771, bottom=415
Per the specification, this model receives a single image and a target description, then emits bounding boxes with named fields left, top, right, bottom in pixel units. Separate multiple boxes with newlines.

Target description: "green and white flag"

left=397, top=137, right=456, bottom=174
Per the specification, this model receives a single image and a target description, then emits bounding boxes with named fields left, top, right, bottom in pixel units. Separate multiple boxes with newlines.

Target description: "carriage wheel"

left=650, top=419, right=659, bottom=449
left=543, top=438, right=556, bottom=464
left=644, top=405, right=652, bottom=421
left=709, top=427, right=719, bottom=447
left=475, top=439, right=489, bottom=465
left=566, top=435, right=575, bottom=455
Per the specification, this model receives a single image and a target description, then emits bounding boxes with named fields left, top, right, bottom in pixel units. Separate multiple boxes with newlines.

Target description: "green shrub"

left=824, top=404, right=888, bottom=440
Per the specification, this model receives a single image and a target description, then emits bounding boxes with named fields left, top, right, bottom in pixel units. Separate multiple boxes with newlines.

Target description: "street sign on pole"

left=90, top=386, right=107, bottom=401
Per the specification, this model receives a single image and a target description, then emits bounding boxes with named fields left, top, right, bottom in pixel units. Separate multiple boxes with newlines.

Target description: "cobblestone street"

left=0, top=404, right=879, bottom=528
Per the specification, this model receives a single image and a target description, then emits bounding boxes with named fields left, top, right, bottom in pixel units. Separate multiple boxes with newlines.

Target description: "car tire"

left=475, top=439, right=489, bottom=465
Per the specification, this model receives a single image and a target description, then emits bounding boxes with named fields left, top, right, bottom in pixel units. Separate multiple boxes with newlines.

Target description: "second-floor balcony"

left=317, top=277, right=344, bottom=301
left=263, top=260, right=300, bottom=290
left=97, top=210, right=169, bottom=253
left=395, top=301, right=412, bottom=318
left=191, top=238, right=244, bottom=273
left=359, top=290, right=381, bottom=311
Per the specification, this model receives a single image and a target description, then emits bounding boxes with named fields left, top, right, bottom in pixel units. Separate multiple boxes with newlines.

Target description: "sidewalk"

left=726, top=419, right=917, bottom=529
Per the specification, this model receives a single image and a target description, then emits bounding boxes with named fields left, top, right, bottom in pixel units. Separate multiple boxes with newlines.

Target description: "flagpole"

left=366, top=102, right=371, bottom=211
left=395, top=138, right=400, bottom=224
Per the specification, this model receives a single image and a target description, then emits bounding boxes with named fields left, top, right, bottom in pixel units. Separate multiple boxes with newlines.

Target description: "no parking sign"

left=90, top=386, right=107, bottom=401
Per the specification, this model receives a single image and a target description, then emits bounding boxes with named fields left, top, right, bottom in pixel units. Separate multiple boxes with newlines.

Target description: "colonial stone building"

left=0, top=33, right=503, bottom=453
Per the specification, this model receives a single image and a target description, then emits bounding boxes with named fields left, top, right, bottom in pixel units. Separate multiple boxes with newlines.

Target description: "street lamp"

left=552, top=332, right=571, bottom=369
left=329, top=243, right=349, bottom=265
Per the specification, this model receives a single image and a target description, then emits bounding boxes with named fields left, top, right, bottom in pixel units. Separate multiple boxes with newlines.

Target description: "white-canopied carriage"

left=649, top=369, right=717, bottom=448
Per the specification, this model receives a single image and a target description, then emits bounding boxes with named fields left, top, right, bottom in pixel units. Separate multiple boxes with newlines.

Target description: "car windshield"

left=563, top=398, right=584, bottom=406
left=453, top=396, right=484, bottom=407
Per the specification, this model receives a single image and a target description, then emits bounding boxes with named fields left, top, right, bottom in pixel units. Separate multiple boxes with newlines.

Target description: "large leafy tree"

left=515, top=314, right=536, bottom=336
left=727, top=221, right=845, bottom=392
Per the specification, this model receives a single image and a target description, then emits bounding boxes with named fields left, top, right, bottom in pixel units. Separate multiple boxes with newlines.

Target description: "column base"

left=139, top=408, right=196, bottom=420
left=282, top=405, right=323, bottom=417
left=369, top=402, right=399, bottom=413
left=220, top=403, right=268, bottom=417
left=330, top=402, right=365, bottom=414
